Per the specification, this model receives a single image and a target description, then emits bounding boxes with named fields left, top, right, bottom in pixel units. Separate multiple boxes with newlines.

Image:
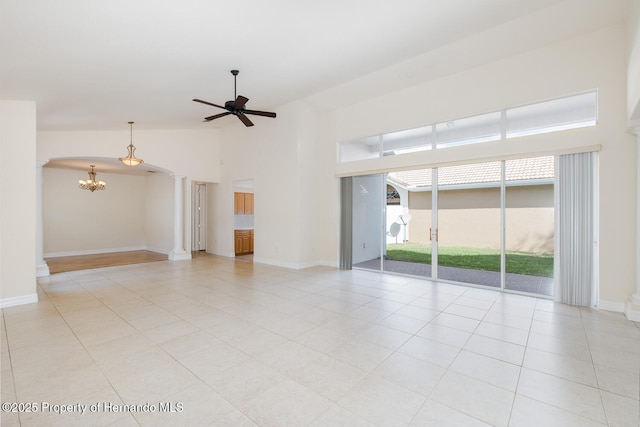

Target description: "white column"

left=626, top=127, right=640, bottom=321
left=35, top=161, right=50, bottom=277
left=169, top=174, right=191, bottom=261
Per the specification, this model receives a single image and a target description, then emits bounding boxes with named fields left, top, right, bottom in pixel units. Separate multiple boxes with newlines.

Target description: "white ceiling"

left=0, top=0, right=630, bottom=133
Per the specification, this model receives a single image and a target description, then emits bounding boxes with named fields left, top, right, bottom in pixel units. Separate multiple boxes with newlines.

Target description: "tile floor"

left=1, top=254, right=639, bottom=426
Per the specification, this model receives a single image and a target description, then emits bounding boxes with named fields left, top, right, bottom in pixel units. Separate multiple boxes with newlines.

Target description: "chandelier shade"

left=79, top=165, right=106, bottom=192
left=119, top=121, right=143, bottom=166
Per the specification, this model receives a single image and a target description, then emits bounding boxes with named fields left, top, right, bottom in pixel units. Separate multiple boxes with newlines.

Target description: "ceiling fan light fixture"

left=119, top=121, right=144, bottom=167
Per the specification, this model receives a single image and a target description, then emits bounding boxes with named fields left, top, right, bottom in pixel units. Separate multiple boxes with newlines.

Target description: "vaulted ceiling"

left=0, top=0, right=630, bottom=131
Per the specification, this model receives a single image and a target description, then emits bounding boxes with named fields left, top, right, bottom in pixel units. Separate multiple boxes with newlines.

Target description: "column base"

left=169, top=250, right=191, bottom=261
left=36, top=262, right=50, bottom=277
left=625, top=294, right=640, bottom=321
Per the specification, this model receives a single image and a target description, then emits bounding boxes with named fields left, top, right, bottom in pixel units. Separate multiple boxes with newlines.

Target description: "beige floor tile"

left=449, top=350, right=521, bottom=391
left=416, top=322, right=473, bottom=348
left=443, top=303, right=488, bottom=321
left=338, top=374, right=426, bottom=427
left=374, top=352, right=446, bottom=397
left=160, top=330, right=223, bottom=360
left=378, top=312, right=430, bottom=334
left=516, top=368, right=606, bottom=423
left=237, top=378, right=332, bottom=426
left=600, top=390, right=640, bottom=427
left=310, top=404, right=377, bottom=426
left=432, top=311, right=481, bottom=332
left=594, top=363, right=640, bottom=399
left=523, top=347, right=598, bottom=386
left=509, top=394, right=607, bottom=427
left=290, top=354, right=369, bottom=401
left=463, top=334, right=525, bottom=365
left=294, top=325, right=352, bottom=353
left=132, top=383, right=237, bottom=426
left=355, top=323, right=412, bottom=350
left=430, top=371, right=514, bottom=427
left=3, top=256, right=639, bottom=427
left=409, top=399, right=492, bottom=427
left=399, top=335, right=461, bottom=368
left=475, top=321, right=530, bottom=346
left=328, top=337, right=395, bottom=372
left=526, top=330, right=592, bottom=361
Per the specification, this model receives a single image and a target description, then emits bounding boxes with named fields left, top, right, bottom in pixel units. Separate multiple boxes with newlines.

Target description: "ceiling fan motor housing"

left=225, top=100, right=241, bottom=113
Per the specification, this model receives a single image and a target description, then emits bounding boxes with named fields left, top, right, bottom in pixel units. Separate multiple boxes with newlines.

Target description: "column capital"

left=170, top=174, right=186, bottom=180
left=36, top=160, right=47, bottom=168
left=631, top=126, right=640, bottom=138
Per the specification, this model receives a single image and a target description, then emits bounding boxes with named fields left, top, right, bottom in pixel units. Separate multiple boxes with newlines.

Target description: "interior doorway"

left=192, top=183, right=207, bottom=251
left=233, top=179, right=255, bottom=260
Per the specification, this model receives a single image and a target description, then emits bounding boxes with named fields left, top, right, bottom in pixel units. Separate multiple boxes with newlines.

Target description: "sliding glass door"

left=384, top=170, right=433, bottom=278
left=351, top=156, right=555, bottom=297
left=435, top=162, right=502, bottom=288
left=504, top=157, right=554, bottom=295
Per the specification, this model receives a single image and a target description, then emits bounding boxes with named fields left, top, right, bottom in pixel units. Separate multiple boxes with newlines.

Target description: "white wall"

left=332, top=25, right=636, bottom=305
left=628, top=0, right=640, bottom=124
left=145, top=173, right=174, bottom=254
left=207, top=100, right=338, bottom=268
left=0, top=101, right=37, bottom=306
left=43, top=168, right=148, bottom=255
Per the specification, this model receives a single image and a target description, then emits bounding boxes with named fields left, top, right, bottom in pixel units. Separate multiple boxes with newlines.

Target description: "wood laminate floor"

left=45, top=250, right=168, bottom=274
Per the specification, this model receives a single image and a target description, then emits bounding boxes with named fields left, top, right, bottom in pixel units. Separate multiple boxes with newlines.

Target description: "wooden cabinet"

left=244, top=193, right=254, bottom=215
left=234, top=229, right=254, bottom=255
left=234, top=192, right=254, bottom=215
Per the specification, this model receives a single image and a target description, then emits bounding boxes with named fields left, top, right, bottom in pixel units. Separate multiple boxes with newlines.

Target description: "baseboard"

left=169, top=250, right=191, bottom=261
left=252, top=257, right=333, bottom=270
left=624, top=301, right=640, bottom=322
left=36, top=262, right=50, bottom=277
left=207, top=249, right=236, bottom=258
left=0, top=293, right=38, bottom=309
left=45, top=246, right=147, bottom=258
left=597, top=299, right=626, bottom=313
left=145, top=246, right=170, bottom=255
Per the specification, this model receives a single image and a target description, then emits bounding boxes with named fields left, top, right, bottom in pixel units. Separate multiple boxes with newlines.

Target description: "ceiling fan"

left=193, top=70, right=277, bottom=127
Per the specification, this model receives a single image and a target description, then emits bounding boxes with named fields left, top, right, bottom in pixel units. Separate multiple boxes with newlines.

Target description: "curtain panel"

left=554, top=152, right=596, bottom=306
left=339, top=177, right=353, bottom=269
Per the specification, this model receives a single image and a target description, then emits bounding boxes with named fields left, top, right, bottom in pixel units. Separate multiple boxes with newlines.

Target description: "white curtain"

left=554, top=152, right=597, bottom=306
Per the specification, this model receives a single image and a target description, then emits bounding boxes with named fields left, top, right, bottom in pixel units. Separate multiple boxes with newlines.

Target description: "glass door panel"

left=436, top=162, right=502, bottom=288
left=384, top=169, right=433, bottom=278
left=351, top=174, right=384, bottom=271
left=504, top=157, right=554, bottom=295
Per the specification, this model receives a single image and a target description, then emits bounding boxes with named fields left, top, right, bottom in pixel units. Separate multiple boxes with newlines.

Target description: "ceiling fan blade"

left=233, top=95, right=249, bottom=110
left=193, top=99, right=227, bottom=110
left=244, top=109, right=277, bottom=118
left=237, top=113, right=254, bottom=127
left=204, top=112, right=232, bottom=121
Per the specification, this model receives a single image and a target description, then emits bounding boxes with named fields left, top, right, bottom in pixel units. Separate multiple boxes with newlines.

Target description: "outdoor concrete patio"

left=354, top=258, right=553, bottom=296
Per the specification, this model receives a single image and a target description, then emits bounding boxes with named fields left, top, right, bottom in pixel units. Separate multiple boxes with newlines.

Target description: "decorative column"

left=169, top=174, right=191, bottom=261
left=35, top=161, right=50, bottom=277
left=626, top=127, right=640, bottom=321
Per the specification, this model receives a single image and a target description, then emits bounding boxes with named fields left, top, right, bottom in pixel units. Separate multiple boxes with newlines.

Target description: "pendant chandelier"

left=78, top=165, right=106, bottom=192
left=119, top=121, right=143, bottom=167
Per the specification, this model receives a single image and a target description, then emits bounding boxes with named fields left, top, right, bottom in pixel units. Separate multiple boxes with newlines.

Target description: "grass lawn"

left=386, top=243, right=553, bottom=278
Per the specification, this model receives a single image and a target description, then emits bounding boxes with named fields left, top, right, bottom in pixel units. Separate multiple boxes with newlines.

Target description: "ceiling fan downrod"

left=231, top=69, right=239, bottom=100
